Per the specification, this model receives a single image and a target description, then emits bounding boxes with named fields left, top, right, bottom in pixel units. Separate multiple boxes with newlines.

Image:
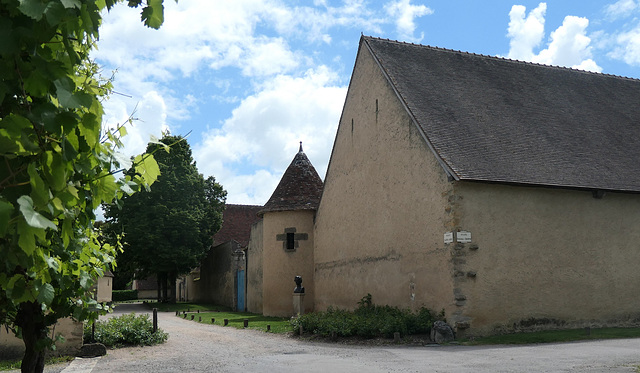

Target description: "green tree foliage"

left=0, top=1, right=167, bottom=372
left=105, top=135, right=226, bottom=303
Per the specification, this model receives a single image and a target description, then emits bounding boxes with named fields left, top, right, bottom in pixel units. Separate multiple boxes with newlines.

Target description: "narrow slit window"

left=286, top=232, right=295, bottom=250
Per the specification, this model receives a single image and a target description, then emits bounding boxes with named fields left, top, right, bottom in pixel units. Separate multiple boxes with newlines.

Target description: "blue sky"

left=94, top=0, right=640, bottom=205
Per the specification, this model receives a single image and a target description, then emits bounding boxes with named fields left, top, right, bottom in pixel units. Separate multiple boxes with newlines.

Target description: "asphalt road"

left=63, top=303, right=640, bottom=372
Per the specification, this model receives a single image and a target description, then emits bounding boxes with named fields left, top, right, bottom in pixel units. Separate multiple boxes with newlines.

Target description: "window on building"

left=286, top=232, right=295, bottom=251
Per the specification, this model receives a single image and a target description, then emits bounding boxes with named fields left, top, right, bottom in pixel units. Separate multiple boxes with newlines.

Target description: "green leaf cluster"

left=0, top=1, right=168, bottom=371
left=105, top=135, right=226, bottom=302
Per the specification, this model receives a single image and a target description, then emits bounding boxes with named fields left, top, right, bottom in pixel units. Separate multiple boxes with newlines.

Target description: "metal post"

left=152, top=308, right=158, bottom=333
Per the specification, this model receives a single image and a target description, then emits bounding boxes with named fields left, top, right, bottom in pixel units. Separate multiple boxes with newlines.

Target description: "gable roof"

left=213, top=204, right=263, bottom=247
left=362, top=35, right=640, bottom=193
left=259, top=144, right=324, bottom=216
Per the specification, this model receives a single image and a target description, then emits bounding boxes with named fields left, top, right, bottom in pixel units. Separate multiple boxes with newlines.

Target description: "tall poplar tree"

left=105, top=135, right=226, bottom=302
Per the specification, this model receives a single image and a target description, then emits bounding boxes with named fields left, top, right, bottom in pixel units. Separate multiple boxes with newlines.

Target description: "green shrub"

left=112, top=290, right=138, bottom=302
left=291, top=294, right=438, bottom=339
left=84, top=313, right=168, bottom=347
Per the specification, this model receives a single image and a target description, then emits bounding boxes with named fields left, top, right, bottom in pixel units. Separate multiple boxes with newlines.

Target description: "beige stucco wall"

left=96, top=275, right=113, bottom=303
left=262, top=210, right=315, bottom=317
left=451, top=182, right=640, bottom=335
left=313, top=43, right=456, bottom=316
left=0, top=318, right=83, bottom=360
left=189, top=242, right=238, bottom=308
left=247, top=220, right=264, bottom=313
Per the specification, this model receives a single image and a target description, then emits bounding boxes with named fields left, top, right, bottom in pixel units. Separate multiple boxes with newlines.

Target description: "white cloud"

left=506, top=3, right=601, bottom=72
left=605, top=0, right=639, bottom=19
left=194, top=67, right=346, bottom=205
left=95, top=0, right=430, bottom=205
left=610, top=26, right=640, bottom=65
left=507, top=3, right=547, bottom=61
left=384, top=0, right=433, bottom=42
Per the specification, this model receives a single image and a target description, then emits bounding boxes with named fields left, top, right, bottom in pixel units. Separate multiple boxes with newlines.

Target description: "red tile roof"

left=213, top=204, right=263, bottom=247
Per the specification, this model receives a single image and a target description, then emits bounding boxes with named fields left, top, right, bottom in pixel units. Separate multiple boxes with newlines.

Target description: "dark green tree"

left=105, top=135, right=226, bottom=302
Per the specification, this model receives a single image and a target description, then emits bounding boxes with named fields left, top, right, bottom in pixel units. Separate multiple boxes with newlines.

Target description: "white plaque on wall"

left=444, top=232, right=453, bottom=244
left=457, top=231, right=471, bottom=243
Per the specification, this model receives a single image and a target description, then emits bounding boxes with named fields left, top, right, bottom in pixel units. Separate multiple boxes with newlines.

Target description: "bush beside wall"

left=112, top=290, right=138, bottom=302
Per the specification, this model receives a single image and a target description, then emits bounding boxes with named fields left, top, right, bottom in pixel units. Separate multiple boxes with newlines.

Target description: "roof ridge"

left=225, top=203, right=263, bottom=208
left=362, top=35, right=640, bottom=82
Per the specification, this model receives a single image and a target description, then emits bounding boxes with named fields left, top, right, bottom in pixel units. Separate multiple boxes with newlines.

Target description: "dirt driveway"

left=72, top=303, right=640, bottom=372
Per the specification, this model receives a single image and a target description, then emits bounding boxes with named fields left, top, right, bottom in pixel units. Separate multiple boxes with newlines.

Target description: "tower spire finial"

left=299, top=141, right=303, bottom=153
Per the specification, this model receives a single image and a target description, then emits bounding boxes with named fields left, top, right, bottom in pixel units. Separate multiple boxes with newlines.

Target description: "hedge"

left=112, top=289, right=138, bottom=302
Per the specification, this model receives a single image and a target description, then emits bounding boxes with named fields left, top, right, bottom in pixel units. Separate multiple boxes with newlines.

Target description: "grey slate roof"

left=363, top=36, right=640, bottom=193
left=258, top=144, right=324, bottom=216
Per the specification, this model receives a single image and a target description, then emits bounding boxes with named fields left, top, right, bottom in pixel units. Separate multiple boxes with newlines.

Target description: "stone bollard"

left=243, top=319, right=249, bottom=328
left=393, top=332, right=400, bottom=343
left=224, top=319, right=229, bottom=326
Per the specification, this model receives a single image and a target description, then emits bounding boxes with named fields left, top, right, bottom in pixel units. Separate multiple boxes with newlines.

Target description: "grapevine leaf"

left=60, top=0, right=81, bottom=9
left=18, top=195, right=57, bottom=231
left=36, top=283, right=55, bottom=305
left=18, top=0, right=47, bottom=20
left=141, top=0, right=163, bottom=29
left=0, top=200, right=14, bottom=237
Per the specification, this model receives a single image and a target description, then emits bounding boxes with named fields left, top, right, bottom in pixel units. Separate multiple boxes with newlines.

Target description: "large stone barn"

left=208, top=35, right=640, bottom=337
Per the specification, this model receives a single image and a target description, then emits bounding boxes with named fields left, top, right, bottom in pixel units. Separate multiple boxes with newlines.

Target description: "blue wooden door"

left=237, top=270, right=245, bottom=311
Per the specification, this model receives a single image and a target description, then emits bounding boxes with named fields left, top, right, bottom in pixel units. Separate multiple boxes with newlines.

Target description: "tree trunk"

left=16, top=302, right=47, bottom=373
left=156, top=275, right=161, bottom=301
left=168, top=272, right=176, bottom=304
left=161, top=273, right=168, bottom=302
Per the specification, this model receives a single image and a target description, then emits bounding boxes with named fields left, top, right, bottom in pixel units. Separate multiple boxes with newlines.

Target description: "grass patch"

left=144, top=301, right=231, bottom=313
left=179, top=311, right=292, bottom=333
left=0, top=355, right=74, bottom=371
left=463, top=327, right=640, bottom=345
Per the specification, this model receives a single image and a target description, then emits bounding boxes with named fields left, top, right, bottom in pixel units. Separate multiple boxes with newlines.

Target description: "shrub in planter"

left=84, top=313, right=168, bottom=347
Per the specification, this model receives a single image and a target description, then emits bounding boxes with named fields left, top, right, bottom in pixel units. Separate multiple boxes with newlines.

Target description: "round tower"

left=258, top=143, right=323, bottom=317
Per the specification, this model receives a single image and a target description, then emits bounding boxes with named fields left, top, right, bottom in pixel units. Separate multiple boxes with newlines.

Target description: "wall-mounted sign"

left=444, top=232, right=453, bottom=244
left=457, top=231, right=471, bottom=243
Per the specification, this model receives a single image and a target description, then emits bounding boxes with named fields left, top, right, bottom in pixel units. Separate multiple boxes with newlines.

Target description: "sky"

left=94, top=0, right=640, bottom=206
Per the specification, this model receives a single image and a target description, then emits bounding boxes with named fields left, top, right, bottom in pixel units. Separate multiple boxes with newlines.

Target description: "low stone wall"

left=0, top=318, right=84, bottom=360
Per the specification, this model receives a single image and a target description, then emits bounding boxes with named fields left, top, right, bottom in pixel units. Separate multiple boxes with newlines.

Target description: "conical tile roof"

left=258, top=143, right=323, bottom=216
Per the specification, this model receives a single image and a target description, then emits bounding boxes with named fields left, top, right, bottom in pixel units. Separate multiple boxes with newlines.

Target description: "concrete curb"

left=60, top=357, right=100, bottom=373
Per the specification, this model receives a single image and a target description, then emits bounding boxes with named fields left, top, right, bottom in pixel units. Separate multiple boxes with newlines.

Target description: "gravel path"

left=11, top=303, right=638, bottom=372
left=84, top=303, right=640, bottom=373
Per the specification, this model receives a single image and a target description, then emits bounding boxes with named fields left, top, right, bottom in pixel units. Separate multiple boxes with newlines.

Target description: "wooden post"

left=243, top=319, right=248, bottom=328
left=190, top=315, right=194, bottom=320
left=266, top=325, right=271, bottom=332
left=211, top=318, right=215, bottom=324
left=199, top=316, right=202, bottom=322
left=152, top=308, right=158, bottom=333
left=224, top=319, right=228, bottom=326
